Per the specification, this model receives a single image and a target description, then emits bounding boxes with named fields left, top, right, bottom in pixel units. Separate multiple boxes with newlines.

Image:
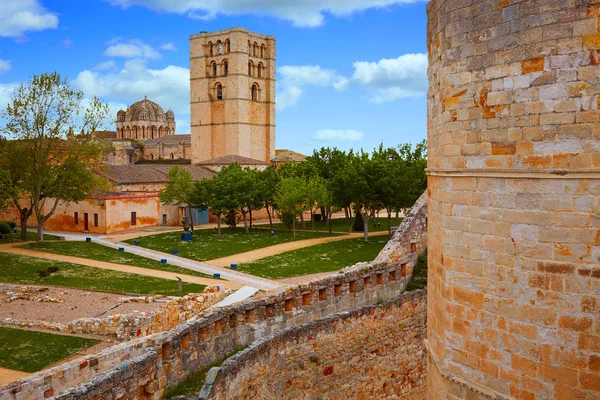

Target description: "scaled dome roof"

left=124, top=96, right=168, bottom=122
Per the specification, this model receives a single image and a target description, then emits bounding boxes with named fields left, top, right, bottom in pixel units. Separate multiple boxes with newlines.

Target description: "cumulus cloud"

left=104, top=39, right=161, bottom=60
left=277, top=65, right=340, bottom=112
left=0, top=0, right=58, bottom=37
left=93, top=60, right=117, bottom=71
left=73, top=61, right=189, bottom=115
left=314, top=129, right=364, bottom=142
left=105, top=0, right=425, bottom=27
left=160, top=42, right=176, bottom=51
left=336, top=53, right=428, bottom=102
left=0, top=59, right=12, bottom=75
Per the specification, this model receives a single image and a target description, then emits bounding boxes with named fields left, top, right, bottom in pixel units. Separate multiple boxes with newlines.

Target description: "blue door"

left=196, top=209, right=209, bottom=225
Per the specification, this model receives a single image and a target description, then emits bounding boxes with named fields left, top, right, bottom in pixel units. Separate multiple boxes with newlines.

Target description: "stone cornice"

left=426, top=168, right=600, bottom=179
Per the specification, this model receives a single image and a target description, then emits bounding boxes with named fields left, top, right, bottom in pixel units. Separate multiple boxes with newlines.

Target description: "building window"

left=252, top=83, right=259, bottom=101
left=94, top=213, right=99, bottom=227
left=208, top=41, right=213, bottom=56
left=216, top=83, right=223, bottom=100
left=225, top=39, right=230, bottom=53
left=211, top=61, right=217, bottom=77
left=151, top=126, right=154, bottom=139
left=135, top=126, right=138, bottom=139
left=261, top=44, right=265, bottom=58
left=258, top=63, right=263, bottom=78
left=170, top=153, right=174, bottom=159
left=151, top=154, right=154, bottom=160
left=217, top=41, right=223, bottom=54
left=131, top=212, right=137, bottom=226
left=248, top=40, right=251, bottom=55
left=248, top=61, right=253, bottom=76
left=253, top=42, right=258, bottom=57
left=223, top=60, right=228, bottom=76
left=74, top=212, right=79, bottom=225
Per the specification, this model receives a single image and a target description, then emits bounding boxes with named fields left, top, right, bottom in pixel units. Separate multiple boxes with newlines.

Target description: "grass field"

left=265, top=217, right=403, bottom=233
left=125, top=227, right=340, bottom=262
left=22, top=241, right=213, bottom=278
left=1, top=231, right=62, bottom=243
left=237, top=236, right=389, bottom=279
left=0, top=252, right=206, bottom=296
left=0, top=326, right=100, bottom=372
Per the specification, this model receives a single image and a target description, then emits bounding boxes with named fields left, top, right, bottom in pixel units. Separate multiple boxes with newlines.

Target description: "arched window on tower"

left=258, top=62, right=264, bottom=78
left=151, top=154, right=154, bottom=160
left=261, top=44, right=265, bottom=58
left=223, top=60, right=229, bottom=76
left=253, top=42, right=258, bottom=57
left=217, top=41, right=223, bottom=55
left=248, top=61, right=253, bottom=76
left=135, top=126, right=138, bottom=139
left=251, top=83, right=259, bottom=101
left=248, top=41, right=251, bottom=55
left=151, top=126, right=154, bottom=139
left=211, top=61, right=217, bottom=77
left=170, top=153, right=174, bottom=160
left=216, top=83, right=223, bottom=100
left=225, top=39, right=230, bottom=53
left=208, top=41, right=213, bottom=56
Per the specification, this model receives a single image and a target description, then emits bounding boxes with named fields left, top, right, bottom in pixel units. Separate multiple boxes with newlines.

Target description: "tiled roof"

left=271, top=149, right=307, bottom=162
left=196, top=154, right=269, bottom=165
left=103, top=164, right=215, bottom=184
left=144, top=134, right=191, bottom=144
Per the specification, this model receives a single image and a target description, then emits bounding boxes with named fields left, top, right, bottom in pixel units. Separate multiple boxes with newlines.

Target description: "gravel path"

left=0, top=242, right=243, bottom=290
left=206, top=230, right=391, bottom=267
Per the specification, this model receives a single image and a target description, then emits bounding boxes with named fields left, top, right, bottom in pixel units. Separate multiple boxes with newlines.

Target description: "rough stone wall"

left=0, top=287, right=230, bottom=342
left=427, top=0, right=600, bottom=399
left=199, top=290, right=426, bottom=400
left=0, top=192, right=427, bottom=400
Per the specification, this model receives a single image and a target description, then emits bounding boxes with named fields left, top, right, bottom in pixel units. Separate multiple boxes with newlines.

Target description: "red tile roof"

left=103, top=164, right=215, bottom=184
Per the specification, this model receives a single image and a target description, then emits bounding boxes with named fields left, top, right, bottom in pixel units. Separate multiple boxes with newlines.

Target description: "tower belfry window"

left=218, top=41, right=223, bottom=54
left=251, top=84, right=259, bottom=101
left=216, top=84, right=223, bottom=100
left=223, top=61, right=229, bottom=76
left=212, top=62, right=217, bottom=77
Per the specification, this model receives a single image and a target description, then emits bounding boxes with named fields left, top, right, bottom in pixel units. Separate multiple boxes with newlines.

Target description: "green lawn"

left=264, top=216, right=403, bottom=233
left=22, top=241, right=213, bottom=278
left=0, top=231, right=62, bottom=243
left=0, top=252, right=206, bottom=296
left=237, top=236, right=390, bottom=279
left=0, top=326, right=100, bottom=372
left=124, top=227, right=340, bottom=262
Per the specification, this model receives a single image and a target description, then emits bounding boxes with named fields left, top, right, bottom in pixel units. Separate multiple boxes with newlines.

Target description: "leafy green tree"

left=275, top=176, right=308, bottom=238
left=159, top=166, right=196, bottom=231
left=0, top=73, right=110, bottom=241
left=192, top=172, right=237, bottom=237
left=258, top=166, right=280, bottom=230
left=306, top=175, right=328, bottom=232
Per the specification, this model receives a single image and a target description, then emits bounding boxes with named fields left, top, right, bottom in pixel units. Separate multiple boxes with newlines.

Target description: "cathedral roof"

left=144, top=134, right=191, bottom=144
left=104, top=165, right=214, bottom=184
left=123, top=96, right=169, bottom=123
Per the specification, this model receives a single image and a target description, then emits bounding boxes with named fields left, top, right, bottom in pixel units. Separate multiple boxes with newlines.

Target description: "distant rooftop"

left=104, top=164, right=214, bottom=184
left=196, top=154, right=270, bottom=166
left=143, top=134, right=191, bottom=145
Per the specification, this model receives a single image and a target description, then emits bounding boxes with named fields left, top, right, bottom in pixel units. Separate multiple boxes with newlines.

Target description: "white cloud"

left=314, top=129, right=364, bottom=142
left=336, top=53, right=428, bottom=103
left=105, top=0, right=425, bottom=27
left=73, top=61, right=189, bottom=115
left=0, top=83, right=17, bottom=110
left=277, top=65, right=338, bottom=112
left=93, top=60, right=117, bottom=71
left=0, top=59, right=12, bottom=75
left=0, top=0, right=58, bottom=37
left=104, top=39, right=161, bottom=60
left=61, top=38, right=73, bottom=47
left=160, top=42, right=176, bottom=51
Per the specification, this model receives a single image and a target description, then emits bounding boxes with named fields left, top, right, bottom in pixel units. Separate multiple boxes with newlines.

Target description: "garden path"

left=0, top=242, right=243, bottom=290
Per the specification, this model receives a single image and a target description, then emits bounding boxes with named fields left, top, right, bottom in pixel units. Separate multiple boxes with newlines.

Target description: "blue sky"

left=0, top=0, right=428, bottom=156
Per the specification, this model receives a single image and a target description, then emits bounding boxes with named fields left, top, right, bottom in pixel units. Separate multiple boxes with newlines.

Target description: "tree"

left=306, top=175, right=328, bottom=232
left=258, top=166, right=280, bottom=231
left=275, top=176, right=308, bottom=238
left=0, top=73, right=110, bottom=241
left=159, top=166, right=196, bottom=231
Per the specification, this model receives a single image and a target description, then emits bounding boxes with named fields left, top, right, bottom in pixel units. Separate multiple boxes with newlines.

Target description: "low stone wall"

left=199, top=290, right=427, bottom=400
left=0, top=192, right=427, bottom=400
left=0, top=286, right=230, bottom=341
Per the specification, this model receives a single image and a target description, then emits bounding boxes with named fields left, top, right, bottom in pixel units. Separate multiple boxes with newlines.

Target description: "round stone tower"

left=427, top=0, right=600, bottom=398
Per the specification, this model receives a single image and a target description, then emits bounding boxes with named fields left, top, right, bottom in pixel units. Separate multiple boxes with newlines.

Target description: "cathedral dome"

left=125, top=96, right=167, bottom=122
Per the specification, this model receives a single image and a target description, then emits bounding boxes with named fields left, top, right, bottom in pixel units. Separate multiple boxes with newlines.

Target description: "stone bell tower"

left=189, top=27, right=276, bottom=164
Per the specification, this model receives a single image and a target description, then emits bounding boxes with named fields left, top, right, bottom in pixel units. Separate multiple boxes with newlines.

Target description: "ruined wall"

left=427, top=0, right=600, bottom=399
left=0, top=192, right=427, bottom=400
left=199, top=290, right=426, bottom=400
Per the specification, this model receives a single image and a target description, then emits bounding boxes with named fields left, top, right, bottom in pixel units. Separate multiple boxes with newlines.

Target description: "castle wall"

left=199, top=290, right=426, bottom=400
left=427, top=0, right=600, bottom=398
left=0, top=192, right=427, bottom=400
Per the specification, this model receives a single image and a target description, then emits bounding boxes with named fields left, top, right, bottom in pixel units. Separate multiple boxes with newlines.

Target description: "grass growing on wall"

left=405, top=254, right=428, bottom=292
left=0, top=326, right=100, bottom=372
left=0, top=252, right=206, bottom=296
left=22, top=241, right=213, bottom=278
left=237, top=236, right=390, bottom=279
left=124, top=227, right=340, bottom=262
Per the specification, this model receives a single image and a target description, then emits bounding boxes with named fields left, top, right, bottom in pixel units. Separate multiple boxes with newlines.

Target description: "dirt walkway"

left=206, top=230, right=391, bottom=267
left=0, top=243, right=242, bottom=290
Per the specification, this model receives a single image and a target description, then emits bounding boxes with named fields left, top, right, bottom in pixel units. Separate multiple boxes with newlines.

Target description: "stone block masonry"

left=427, top=0, right=600, bottom=398
left=0, top=193, right=427, bottom=400
left=199, top=290, right=426, bottom=400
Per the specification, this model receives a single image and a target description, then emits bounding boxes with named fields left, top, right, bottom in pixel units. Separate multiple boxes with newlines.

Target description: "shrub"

left=37, top=267, right=59, bottom=278
left=277, top=211, right=295, bottom=231
left=0, top=222, right=11, bottom=235
left=1, top=221, right=16, bottom=230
